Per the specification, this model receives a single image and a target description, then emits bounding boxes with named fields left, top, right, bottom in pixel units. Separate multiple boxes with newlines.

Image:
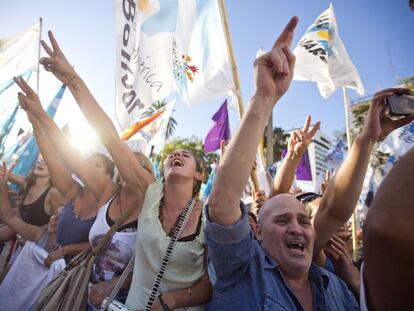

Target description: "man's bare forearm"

left=209, top=96, right=276, bottom=225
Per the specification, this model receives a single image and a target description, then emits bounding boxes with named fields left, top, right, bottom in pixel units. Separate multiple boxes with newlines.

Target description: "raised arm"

left=2, top=173, right=25, bottom=188
left=312, top=88, right=414, bottom=255
left=363, top=146, right=414, bottom=310
left=44, top=186, right=66, bottom=215
left=28, top=113, right=76, bottom=201
left=39, top=31, right=154, bottom=196
left=209, top=17, right=298, bottom=226
left=14, top=77, right=113, bottom=203
left=271, top=115, right=320, bottom=196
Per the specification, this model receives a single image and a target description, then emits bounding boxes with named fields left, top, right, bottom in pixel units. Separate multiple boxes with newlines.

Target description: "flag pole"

left=218, top=0, right=260, bottom=192
left=342, top=86, right=359, bottom=262
left=36, top=17, right=43, bottom=96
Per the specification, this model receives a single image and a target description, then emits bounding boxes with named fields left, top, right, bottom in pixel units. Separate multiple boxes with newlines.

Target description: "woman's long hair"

left=21, top=168, right=52, bottom=204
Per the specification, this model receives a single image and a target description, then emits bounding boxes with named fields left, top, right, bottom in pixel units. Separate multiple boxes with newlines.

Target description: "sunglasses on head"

left=295, top=192, right=322, bottom=204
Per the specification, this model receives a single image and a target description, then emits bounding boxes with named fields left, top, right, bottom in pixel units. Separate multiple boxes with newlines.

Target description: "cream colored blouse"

left=126, top=182, right=206, bottom=311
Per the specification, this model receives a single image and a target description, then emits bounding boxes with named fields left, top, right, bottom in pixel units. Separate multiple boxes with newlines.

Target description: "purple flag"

left=204, top=100, right=230, bottom=153
left=282, top=149, right=312, bottom=181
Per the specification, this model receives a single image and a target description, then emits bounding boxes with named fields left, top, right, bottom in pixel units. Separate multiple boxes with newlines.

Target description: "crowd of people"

left=0, top=15, right=413, bottom=311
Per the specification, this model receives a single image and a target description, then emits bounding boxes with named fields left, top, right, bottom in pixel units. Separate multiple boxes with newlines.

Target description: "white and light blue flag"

left=293, top=4, right=365, bottom=98
left=378, top=122, right=414, bottom=157
left=114, top=0, right=234, bottom=129
left=0, top=23, right=40, bottom=85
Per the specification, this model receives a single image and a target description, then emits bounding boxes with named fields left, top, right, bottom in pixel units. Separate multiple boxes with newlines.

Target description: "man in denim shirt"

left=206, top=13, right=413, bottom=310
left=205, top=196, right=359, bottom=310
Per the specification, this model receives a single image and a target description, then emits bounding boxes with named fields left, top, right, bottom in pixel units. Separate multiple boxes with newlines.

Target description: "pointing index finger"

left=272, top=16, right=299, bottom=50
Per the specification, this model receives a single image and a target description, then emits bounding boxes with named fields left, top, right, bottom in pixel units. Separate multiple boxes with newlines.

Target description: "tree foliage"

left=400, top=76, right=414, bottom=92
left=262, top=126, right=289, bottom=162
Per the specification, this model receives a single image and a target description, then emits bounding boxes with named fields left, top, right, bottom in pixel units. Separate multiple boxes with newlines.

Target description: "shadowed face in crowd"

left=33, top=158, right=50, bottom=178
left=256, top=194, right=314, bottom=278
left=88, top=155, right=109, bottom=176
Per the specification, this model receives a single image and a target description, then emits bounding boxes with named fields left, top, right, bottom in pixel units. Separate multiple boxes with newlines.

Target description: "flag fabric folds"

left=255, top=150, right=271, bottom=195
left=293, top=4, right=365, bottom=98
left=120, top=106, right=166, bottom=141
left=204, top=100, right=230, bottom=153
left=12, top=85, right=66, bottom=178
left=121, top=99, right=175, bottom=150
left=0, top=70, right=33, bottom=154
left=378, top=122, right=414, bottom=157
left=201, top=166, right=215, bottom=199
left=282, top=149, right=313, bottom=181
left=0, top=23, right=40, bottom=85
left=325, top=139, right=347, bottom=170
left=114, top=0, right=234, bottom=130
left=141, top=100, right=175, bottom=148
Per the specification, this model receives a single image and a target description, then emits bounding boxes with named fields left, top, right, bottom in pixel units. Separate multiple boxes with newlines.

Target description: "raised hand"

left=289, top=185, right=304, bottom=196
left=324, top=234, right=360, bottom=296
left=0, top=161, right=17, bottom=222
left=252, top=189, right=268, bottom=214
left=319, top=170, right=331, bottom=195
left=361, top=88, right=414, bottom=142
left=0, top=162, right=16, bottom=191
left=287, top=115, right=320, bottom=159
left=40, top=31, right=77, bottom=85
left=253, top=16, right=298, bottom=100
left=14, top=76, right=45, bottom=117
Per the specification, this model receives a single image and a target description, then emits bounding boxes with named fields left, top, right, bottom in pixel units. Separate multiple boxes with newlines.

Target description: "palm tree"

left=272, top=127, right=289, bottom=161
left=262, top=126, right=289, bottom=162
left=147, top=100, right=177, bottom=139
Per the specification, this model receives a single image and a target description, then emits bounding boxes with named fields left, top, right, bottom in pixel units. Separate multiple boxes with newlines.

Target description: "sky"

left=0, top=0, right=413, bottom=152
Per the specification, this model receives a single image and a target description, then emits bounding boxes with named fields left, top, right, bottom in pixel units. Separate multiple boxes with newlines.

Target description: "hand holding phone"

left=386, top=93, right=414, bottom=116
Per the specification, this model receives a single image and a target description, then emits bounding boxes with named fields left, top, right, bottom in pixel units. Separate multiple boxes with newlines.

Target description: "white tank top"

left=88, top=193, right=137, bottom=283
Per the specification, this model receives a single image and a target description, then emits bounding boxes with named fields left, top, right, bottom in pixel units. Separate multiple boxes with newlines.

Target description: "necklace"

left=158, top=196, right=195, bottom=237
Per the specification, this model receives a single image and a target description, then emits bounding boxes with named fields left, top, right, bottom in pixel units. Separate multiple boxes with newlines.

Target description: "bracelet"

left=158, top=294, right=171, bottom=311
left=65, top=74, right=77, bottom=86
left=33, top=129, right=45, bottom=135
left=187, top=288, right=192, bottom=306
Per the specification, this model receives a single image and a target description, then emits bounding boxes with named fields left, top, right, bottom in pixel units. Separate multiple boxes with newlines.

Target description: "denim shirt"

left=205, top=204, right=359, bottom=311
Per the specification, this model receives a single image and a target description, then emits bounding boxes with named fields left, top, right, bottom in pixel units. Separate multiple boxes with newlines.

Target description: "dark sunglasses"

left=295, top=192, right=322, bottom=204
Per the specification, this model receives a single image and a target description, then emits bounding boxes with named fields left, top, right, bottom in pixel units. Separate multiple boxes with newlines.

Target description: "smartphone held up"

left=386, top=93, right=414, bottom=117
